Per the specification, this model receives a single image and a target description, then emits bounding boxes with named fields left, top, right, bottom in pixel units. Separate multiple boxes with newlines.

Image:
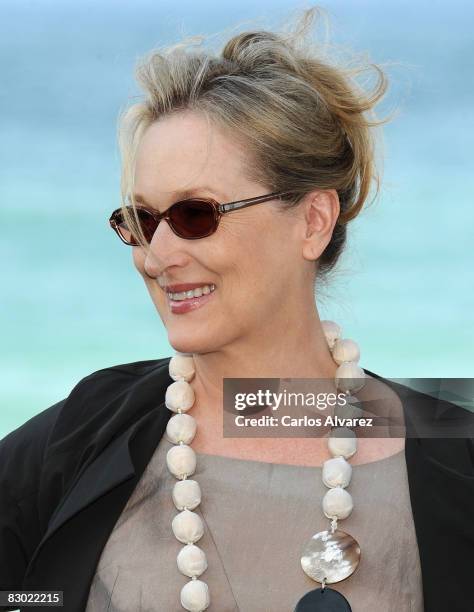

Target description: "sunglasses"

left=109, top=190, right=294, bottom=245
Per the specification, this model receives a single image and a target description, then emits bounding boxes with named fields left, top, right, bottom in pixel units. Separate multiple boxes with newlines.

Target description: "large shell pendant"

left=296, top=528, right=360, bottom=611
left=300, top=528, right=361, bottom=583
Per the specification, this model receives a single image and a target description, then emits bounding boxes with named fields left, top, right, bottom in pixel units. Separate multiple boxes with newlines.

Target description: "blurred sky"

left=1, top=0, right=473, bottom=436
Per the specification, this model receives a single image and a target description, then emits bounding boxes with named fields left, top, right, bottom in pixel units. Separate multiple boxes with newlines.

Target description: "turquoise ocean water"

left=1, top=0, right=473, bottom=437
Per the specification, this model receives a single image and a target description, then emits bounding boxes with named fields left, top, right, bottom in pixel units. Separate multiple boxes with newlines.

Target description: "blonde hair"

left=117, top=6, right=389, bottom=277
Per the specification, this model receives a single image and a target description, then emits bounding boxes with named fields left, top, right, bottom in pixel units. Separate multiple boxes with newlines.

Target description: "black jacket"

left=1, top=357, right=473, bottom=612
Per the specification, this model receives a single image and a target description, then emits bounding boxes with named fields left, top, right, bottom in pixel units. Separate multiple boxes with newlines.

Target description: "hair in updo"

left=118, top=6, right=389, bottom=279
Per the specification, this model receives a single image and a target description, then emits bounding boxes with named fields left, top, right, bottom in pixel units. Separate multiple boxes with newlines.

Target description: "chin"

left=167, top=329, right=211, bottom=356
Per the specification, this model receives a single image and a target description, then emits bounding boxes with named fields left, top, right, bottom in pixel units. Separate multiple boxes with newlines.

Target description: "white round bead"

left=173, top=479, right=202, bottom=511
left=335, top=362, right=366, bottom=393
left=328, top=427, right=357, bottom=459
left=172, top=509, right=204, bottom=544
left=321, top=320, right=342, bottom=349
left=165, top=380, right=195, bottom=413
left=177, top=544, right=208, bottom=578
left=166, top=445, right=197, bottom=478
left=180, top=579, right=210, bottom=612
left=332, top=338, right=360, bottom=365
left=322, top=456, right=352, bottom=488
left=322, top=486, right=354, bottom=520
left=169, top=354, right=195, bottom=382
left=166, top=413, right=197, bottom=445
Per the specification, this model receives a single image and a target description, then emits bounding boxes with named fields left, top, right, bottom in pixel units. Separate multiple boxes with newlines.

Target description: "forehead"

left=134, top=111, right=249, bottom=200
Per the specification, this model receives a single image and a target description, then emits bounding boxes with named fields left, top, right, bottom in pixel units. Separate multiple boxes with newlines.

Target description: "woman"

left=1, top=8, right=473, bottom=612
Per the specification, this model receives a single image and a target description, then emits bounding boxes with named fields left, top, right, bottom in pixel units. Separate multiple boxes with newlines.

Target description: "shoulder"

left=363, top=367, right=474, bottom=477
left=0, top=355, right=174, bottom=591
left=0, top=357, right=172, bottom=445
left=0, top=356, right=173, bottom=500
left=0, top=358, right=170, bottom=593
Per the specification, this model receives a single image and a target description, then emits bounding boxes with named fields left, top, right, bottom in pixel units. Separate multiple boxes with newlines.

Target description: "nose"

left=143, top=217, right=189, bottom=278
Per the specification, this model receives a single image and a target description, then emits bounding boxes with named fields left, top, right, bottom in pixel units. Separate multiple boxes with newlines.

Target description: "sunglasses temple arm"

left=219, top=192, right=292, bottom=214
left=220, top=201, right=258, bottom=213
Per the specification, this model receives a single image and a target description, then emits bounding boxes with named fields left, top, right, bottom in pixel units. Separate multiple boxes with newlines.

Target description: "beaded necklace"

left=164, top=320, right=364, bottom=612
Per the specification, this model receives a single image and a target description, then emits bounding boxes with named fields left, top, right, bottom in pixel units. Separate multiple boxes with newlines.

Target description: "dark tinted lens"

left=169, top=199, right=217, bottom=238
left=115, top=207, right=157, bottom=245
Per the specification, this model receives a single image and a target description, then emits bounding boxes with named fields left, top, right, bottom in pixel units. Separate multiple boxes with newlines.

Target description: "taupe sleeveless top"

left=85, top=436, right=424, bottom=611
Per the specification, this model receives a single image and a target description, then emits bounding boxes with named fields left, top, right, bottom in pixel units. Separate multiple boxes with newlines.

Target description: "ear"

left=301, top=190, right=340, bottom=261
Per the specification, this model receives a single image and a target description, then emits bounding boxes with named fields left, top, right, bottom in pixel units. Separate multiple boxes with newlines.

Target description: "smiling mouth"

left=164, top=284, right=217, bottom=315
left=166, top=284, right=216, bottom=301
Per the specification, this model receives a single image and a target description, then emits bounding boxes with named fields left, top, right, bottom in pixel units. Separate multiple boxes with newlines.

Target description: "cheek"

left=218, top=242, right=281, bottom=318
left=217, top=217, right=291, bottom=298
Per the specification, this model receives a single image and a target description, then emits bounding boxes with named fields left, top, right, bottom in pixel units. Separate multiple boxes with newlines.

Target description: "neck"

left=189, top=310, right=339, bottom=410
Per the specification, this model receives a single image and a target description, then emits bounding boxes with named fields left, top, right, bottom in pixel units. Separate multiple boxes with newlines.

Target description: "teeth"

left=167, top=284, right=216, bottom=301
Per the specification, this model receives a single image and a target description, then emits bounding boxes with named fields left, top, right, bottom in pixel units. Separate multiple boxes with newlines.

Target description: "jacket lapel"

left=22, top=401, right=173, bottom=611
left=45, top=425, right=136, bottom=541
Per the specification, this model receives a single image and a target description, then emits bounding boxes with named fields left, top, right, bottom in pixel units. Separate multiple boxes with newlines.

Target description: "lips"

left=167, top=286, right=216, bottom=314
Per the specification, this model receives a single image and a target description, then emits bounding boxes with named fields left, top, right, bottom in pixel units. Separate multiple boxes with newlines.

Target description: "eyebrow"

left=131, top=187, right=226, bottom=207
